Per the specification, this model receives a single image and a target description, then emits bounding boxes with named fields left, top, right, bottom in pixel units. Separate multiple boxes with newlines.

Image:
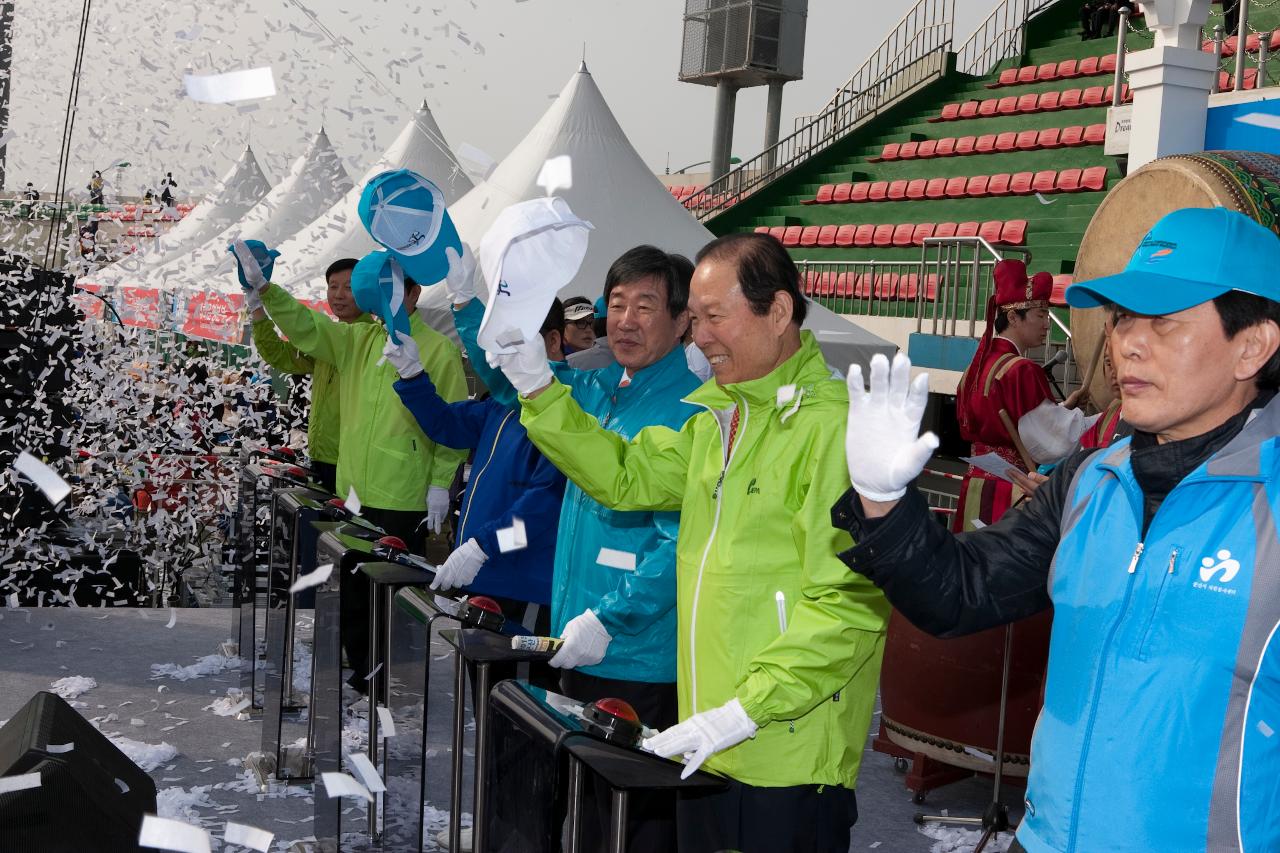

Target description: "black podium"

left=486, top=681, right=727, bottom=853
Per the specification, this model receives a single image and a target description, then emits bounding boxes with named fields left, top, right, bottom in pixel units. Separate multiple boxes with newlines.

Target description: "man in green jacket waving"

left=493, top=232, right=889, bottom=853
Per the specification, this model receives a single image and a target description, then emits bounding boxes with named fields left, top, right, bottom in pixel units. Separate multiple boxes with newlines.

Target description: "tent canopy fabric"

left=140, top=129, right=353, bottom=293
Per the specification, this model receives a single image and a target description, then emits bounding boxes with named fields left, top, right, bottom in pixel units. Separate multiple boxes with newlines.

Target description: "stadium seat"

left=995, top=131, right=1018, bottom=152
left=912, top=223, right=937, bottom=245
left=801, top=270, right=819, bottom=296
left=875, top=273, right=900, bottom=300
left=854, top=224, right=876, bottom=247
left=1037, top=127, right=1063, bottom=149
left=898, top=273, right=920, bottom=301
left=936, top=137, right=957, bottom=157
left=966, top=174, right=991, bottom=197
left=1038, top=90, right=1062, bottom=111
left=932, top=103, right=962, bottom=122
left=1032, top=170, right=1058, bottom=194
left=935, top=222, right=959, bottom=238
left=988, top=173, right=1012, bottom=196
left=1016, top=129, right=1041, bottom=151
left=906, top=179, right=928, bottom=200
left=899, top=141, right=920, bottom=160
left=1084, top=123, right=1106, bottom=144
left=668, top=185, right=683, bottom=197
left=834, top=273, right=854, bottom=298
left=892, top=223, right=916, bottom=247
left=922, top=273, right=940, bottom=301
left=1056, top=168, right=1083, bottom=192
left=1100, top=54, right=1117, bottom=73
left=1082, top=86, right=1106, bottom=107
left=1060, top=89, right=1083, bottom=109
left=1036, top=62, right=1058, bottom=81
left=850, top=182, right=872, bottom=203
left=872, top=143, right=899, bottom=162
left=868, top=181, right=889, bottom=202
left=945, top=176, right=969, bottom=199
left=817, top=272, right=838, bottom=296
left=1057, top=58, right=1081, bottom=79
left=1017, top=66, right=1038, bottom=84
left=782, top=226, right=803, bottom=247
left=975, top=134, right=998, bottom=154
left=834, top=224, right=857, bottom=247
left=1103, top=84, right=1115, bottom=102
left=817, top=225, right=838, bottom=247
left=753, top=225, right=770, bottom=234
left=1081, top=166, right=1108, bottom=191
left=917, top=139, right=939, bottom=159
left=955, top=136, right=977, bottom=155
left=832, top=183, right=853, bottom=203
left=978, top=220, right=1004, bottom=244
left=958, top=100, right=981, bottom=119
left=978, top=99, right=999, bottom=118
left=925, top=177, right=948, bottom=199
left=1050, top=274, right=1072, bottom=306
left=989, top=68, right=1018, bottom=88
left=807, top=184, right=835, bottom=205
left=768, top=226, right=787, bottom=242
left=853, top=274, right=875, bottom=299
left=887, top=179, right=909, bottom=201
left=872, top=224, right=895, bottom=248
left=1001, top=220, right=1028, bottom=246
left=800, top=225, right=821, bottom=247
left=1078, top=55, right=1100, bottom=76
left=997, top=96, right=1020, bottom=116
left=1009, top=172, right=1035, bottom=195
left=1060, top=125, right=1085, bottom=146
left=956, top=221, right=980, bottom=238
left=1016, top=94, right=1039, bottom=113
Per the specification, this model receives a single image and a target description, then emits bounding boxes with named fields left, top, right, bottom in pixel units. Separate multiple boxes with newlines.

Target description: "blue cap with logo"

left=357, top=169, right=462, bottom=286
left=1066, top=207, right=1280, bottom=314
left=351, top=250, right=412, bottom=343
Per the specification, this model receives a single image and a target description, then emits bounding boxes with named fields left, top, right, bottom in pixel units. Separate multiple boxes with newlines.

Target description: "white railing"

left=685, top=0, right=955, bottom=221
left=956, top=0, right=1059, bottom=77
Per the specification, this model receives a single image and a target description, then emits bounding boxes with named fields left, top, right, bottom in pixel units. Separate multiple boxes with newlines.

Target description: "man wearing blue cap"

left=831, top=207, right=1280, bottom=852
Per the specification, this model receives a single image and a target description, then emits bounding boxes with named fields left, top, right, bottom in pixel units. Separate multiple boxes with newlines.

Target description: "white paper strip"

left=496, top=518, right=527, bottom=553
left=45, top=742, right=74, bottom=753
left=289, top=563, right=333, bottom=594
left=223, top=821, right=273, bottom=852
left=183, top=67, right=276, bottom=104
left=1238, top=112, right=1280, bottom=131
left=376, top=706, right=396, bottom=739
left=320, top=771, right=374, bottom=802
left=345, top=751, right=387, bottom=794
left=138, top=815, right=212, bottom=853
left=456, top=142, right=497, bottom=181
left=165, top=608, right=177, bottom=629
left=0, top=772, right=41, bottom=794
left=536, top=155, right=573, bottom=196
left=345, top=486, right=362, bottom=516
left=596, top=547, right=636, bottom=571
left=13, top=451, right=71, bottom=505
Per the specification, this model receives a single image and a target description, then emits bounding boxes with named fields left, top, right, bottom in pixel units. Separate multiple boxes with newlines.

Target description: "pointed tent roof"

left=86, top=145, right=272, bottom=287
left=272, top=101, right=472, bottom=293
left=417, top=64, right=894, bottom=368
left=143, top=128, right=354, bottom=292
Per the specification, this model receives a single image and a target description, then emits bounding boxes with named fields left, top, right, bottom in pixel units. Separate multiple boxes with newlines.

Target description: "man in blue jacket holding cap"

left=832, top=207, right=1280, bottom=852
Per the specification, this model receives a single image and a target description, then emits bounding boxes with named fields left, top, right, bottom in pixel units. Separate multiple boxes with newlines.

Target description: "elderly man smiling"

left=492, top=231, right=889, bottom=853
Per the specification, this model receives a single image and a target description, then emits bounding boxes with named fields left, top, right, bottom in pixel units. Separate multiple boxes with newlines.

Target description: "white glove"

left=548, top=608, right=611, bottom=669
left=425, top=485, right=450, bottom=534
left=430, top=538, right=487, bottom=591
left=382, top=333, right=423, bottom=380
left=230, top=239, right=270, bottom=294
left=486, top=336, right=553, bottom=397
left=444, top=244, right=477, bottom=305
left=642, top=698, right=758, bottom=779
left=846, top=352, right=938, bottom=501
left=244, top=288, right=264, bottom=315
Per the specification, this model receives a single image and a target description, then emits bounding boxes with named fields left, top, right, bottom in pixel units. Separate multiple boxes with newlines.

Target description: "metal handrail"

left=956, top=0, right=1059, bottom=77
left=684, top=0, right=955, bottom=221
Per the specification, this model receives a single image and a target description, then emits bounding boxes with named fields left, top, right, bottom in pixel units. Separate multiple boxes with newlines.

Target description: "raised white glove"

left=846, top=352, right=938, bottom=501
left=548, top=608, right=611, bottom=670
left=430, top=538, right=487, bottom=591
left=382, top=333, right=423, bottom=380
left=244, top=288, right=264, bottom=315
left=641, top=698, right=758, bottom=779
left=425, top=485, right=450, bottom=534
left=486, top=336, right=553, bottom=397
left=230, top=239, right=270, bottom=294
left=444, top=244, right=477, bottom=305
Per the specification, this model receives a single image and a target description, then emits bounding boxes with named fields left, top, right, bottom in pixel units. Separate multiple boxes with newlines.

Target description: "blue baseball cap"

left=357, top=169, right=461, bottom=286
left=1066, top=207, right=1280, bottom=314
left=227, top=239, right=280, bottom=290
left=351, top=250, right=412, bottom=343
left=594, top=295, right=607, bottom=319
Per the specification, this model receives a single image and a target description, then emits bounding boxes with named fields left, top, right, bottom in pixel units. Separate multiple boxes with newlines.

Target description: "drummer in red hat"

left=952, top=259, right=1056, bottom=531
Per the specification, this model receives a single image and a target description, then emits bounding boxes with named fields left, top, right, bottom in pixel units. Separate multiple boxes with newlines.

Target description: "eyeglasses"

left=568, top=318, right=594, bottom=330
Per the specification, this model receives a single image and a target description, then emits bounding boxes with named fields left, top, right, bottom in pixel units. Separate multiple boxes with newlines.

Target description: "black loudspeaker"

left=0, top=691, right=157, bottom=852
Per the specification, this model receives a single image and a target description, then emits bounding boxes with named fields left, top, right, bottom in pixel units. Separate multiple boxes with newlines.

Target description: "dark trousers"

left=559, top=669, right=678, bottom=852
left=1010, top=841, right=1026, bottom=853
left=310, top=460, right=336, bottom=495
left=677, top=778, right=858, bottom=853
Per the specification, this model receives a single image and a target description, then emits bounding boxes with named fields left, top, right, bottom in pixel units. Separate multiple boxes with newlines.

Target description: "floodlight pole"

left=0, top=3, right=13, bottom=192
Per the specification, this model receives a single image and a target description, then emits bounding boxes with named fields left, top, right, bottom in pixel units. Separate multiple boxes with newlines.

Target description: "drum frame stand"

left=914, top=623, right=1016, bottom=852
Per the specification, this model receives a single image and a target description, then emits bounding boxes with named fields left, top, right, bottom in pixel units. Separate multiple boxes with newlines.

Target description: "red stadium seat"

left=1055, top=168, right=1083, bottom=192
left=1246, top=32, right=1262, bottom=52
left=782, top=226, right=803, bottom=247
left=933, top=103, right=962, bottom=122
left=975, top=134, right=998, bottom=154
left=966, top=174, right=991, bottom=197
left=887, top=179, right=909, bottom=201
left=816, top=272, right=837, bottom=296
left=799, top=225, right=821, bottom=247
left=832, top=183, right=853, bottom=203
left=808, top=184, right=835, bottom=204
left=1032, top=170, right=1058, bottom=194
left=1017, top=66, right=1038, bottom=84
left=1057, top=58, right=1081, bottom=79
left=816, top=225, right=838, bottom=247
left=801, top=270, right=820, bottom=296
left=1082, top=86, right=1106, bottom=107
left=1084, top=123, right=1106, bottom=144
left=1060, top=88, right=1083, bottom=109
left=955, top=136, right=977, bottom=155
left=1081, top=166, right=1108, bottom=191
left=959, top=101, right=981, bottom=119
left=850, top=182, right=872, bottom=203
left=995, top=131, right=1018, bottom=152
left=668, top=185, right=683, bottom=197
left=925, top=177, right=948, bottom=199
left=997, top=96, right=1021, bottom=116
left=892, top=223, right=916, bottom=247
left=906, top=179, right=928, bottom=200
left=834, top=273, right=854, bottom=298
left=956, top=221, right=980, bottom=238
left=989, top=68, right=1019, bottom=88
left=854, top=224, right=876, bottom=247
left=978, top=220, right=1004, bottom=243
left=988, top=173, right=1012, bottom=196
left=935, top=222, right=958, bottom=238
left=936, top=137, right=958, bottom=157
left=898, top=273, right=920, bottom=301
left=1121, top=83, right=1132, bottom=102
left=868, top=181, right=889, bottom=202
left=978, top=99, right=1000, bottom=117
left=1060, top=125, right=1086, bottom=146
left=1037, top=127, right=1063, bottom=149
left=1001, top=220, right=1028, bottom=246
left=875, top=273, right=900, bottom=300
left=1009, top=172, right=1035, bottom=195
left=753, top=225, right=770, bottom=233
left=873, top=143, right=901, bottom=162
left=1050, top=274, right=1072, bottom=307
left=1100, top=54, right=1117, bottom=73
left=945, top=176, right=969, bottom=199
left=1016, top=129, right=1041, bottom=150
left=1079, top=56, right=1100, bottom=76
left=834, top=224, right=857, bottom=247
left=768, top=226, right=787, bottom=241
left=872, top=224, right=895, bottom=247
left=853, top=274, right=875, bottom=299
left=912, top=223, right=937, bottom=245
left=922, top=273, right=940, bottom=301
left=899, top=141, right=920, bottom=160
left=1038, top=90, right=1062, bottom=111
left=1016, top=93, right=1040, bottom=113
left=917, top=139, right=939, bottom=159
left=1036, top=62, right=1058, bottom=81
left=1103, top=84, right=1115, bottom=102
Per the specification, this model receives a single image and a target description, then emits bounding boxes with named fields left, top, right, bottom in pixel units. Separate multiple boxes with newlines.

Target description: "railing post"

left=1113, top=9, right=1130, bottom=105
left=1212, top=25, right=1225, bottom=93
left=1234, top=0, right=1250, bottom=91
left=1260, top=31, right=1272, bottom=87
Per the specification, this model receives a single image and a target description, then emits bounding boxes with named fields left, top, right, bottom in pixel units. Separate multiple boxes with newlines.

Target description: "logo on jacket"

left=1193, top=549, right=1242, bottom=596
left=746, top=478, right=760, bottom=495
left=497, top=279, right=512, bottom=297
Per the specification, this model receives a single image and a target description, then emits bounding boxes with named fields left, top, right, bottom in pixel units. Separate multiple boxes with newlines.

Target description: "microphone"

left=1043, top=350, right=1069, bottom=399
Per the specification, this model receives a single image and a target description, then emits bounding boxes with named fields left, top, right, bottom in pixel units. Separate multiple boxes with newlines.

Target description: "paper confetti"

left=345, top=751, right=387, bottom=794
left=139, top=815, right=211, bottom=853
left=496, top=517, right=527, bottom=553
left=289, top=562, right=333, bottom=594
left=0, top=773, right=41, bottom=795
left=597, top=548, right=636, bottom=571
left=376, top=706, right=397, bottom=739
left=13, top=451, right=72, bottom=506
left=223, top=822, right=273, bottom=852
left=345, top=486, right=362, bottom=516
left=536, top=155, right=573, bottom=196
left=320, top=771, right=374, bottom=802
left=183, top=68, right=277, bottom=105
left=1238, top=112, right=1280, bottom=131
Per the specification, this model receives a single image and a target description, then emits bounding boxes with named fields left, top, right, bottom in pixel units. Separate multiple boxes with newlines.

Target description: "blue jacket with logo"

left=454, top=299, right=702, bottom=682
left=835, top=396, right=1280, bottom=852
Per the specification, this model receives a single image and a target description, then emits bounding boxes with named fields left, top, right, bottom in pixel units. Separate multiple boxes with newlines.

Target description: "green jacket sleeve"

left=519, top=379, right=690, bottom=511
left=251, top=317, right=315, bottom=375
left=417, top=329, right=469, bottom=489
left=734, top=419, right=890, bottom=726
left=260, top=284, right=354, bottom=373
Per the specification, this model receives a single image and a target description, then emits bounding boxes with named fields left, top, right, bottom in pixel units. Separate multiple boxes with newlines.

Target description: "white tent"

left=84, top=145, right=272, bottom=287
left=420, top=63, right=895, bottom=368
left=272, top=102, right=472, bottom=295
left=141, top=128, right=352, bottom=293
